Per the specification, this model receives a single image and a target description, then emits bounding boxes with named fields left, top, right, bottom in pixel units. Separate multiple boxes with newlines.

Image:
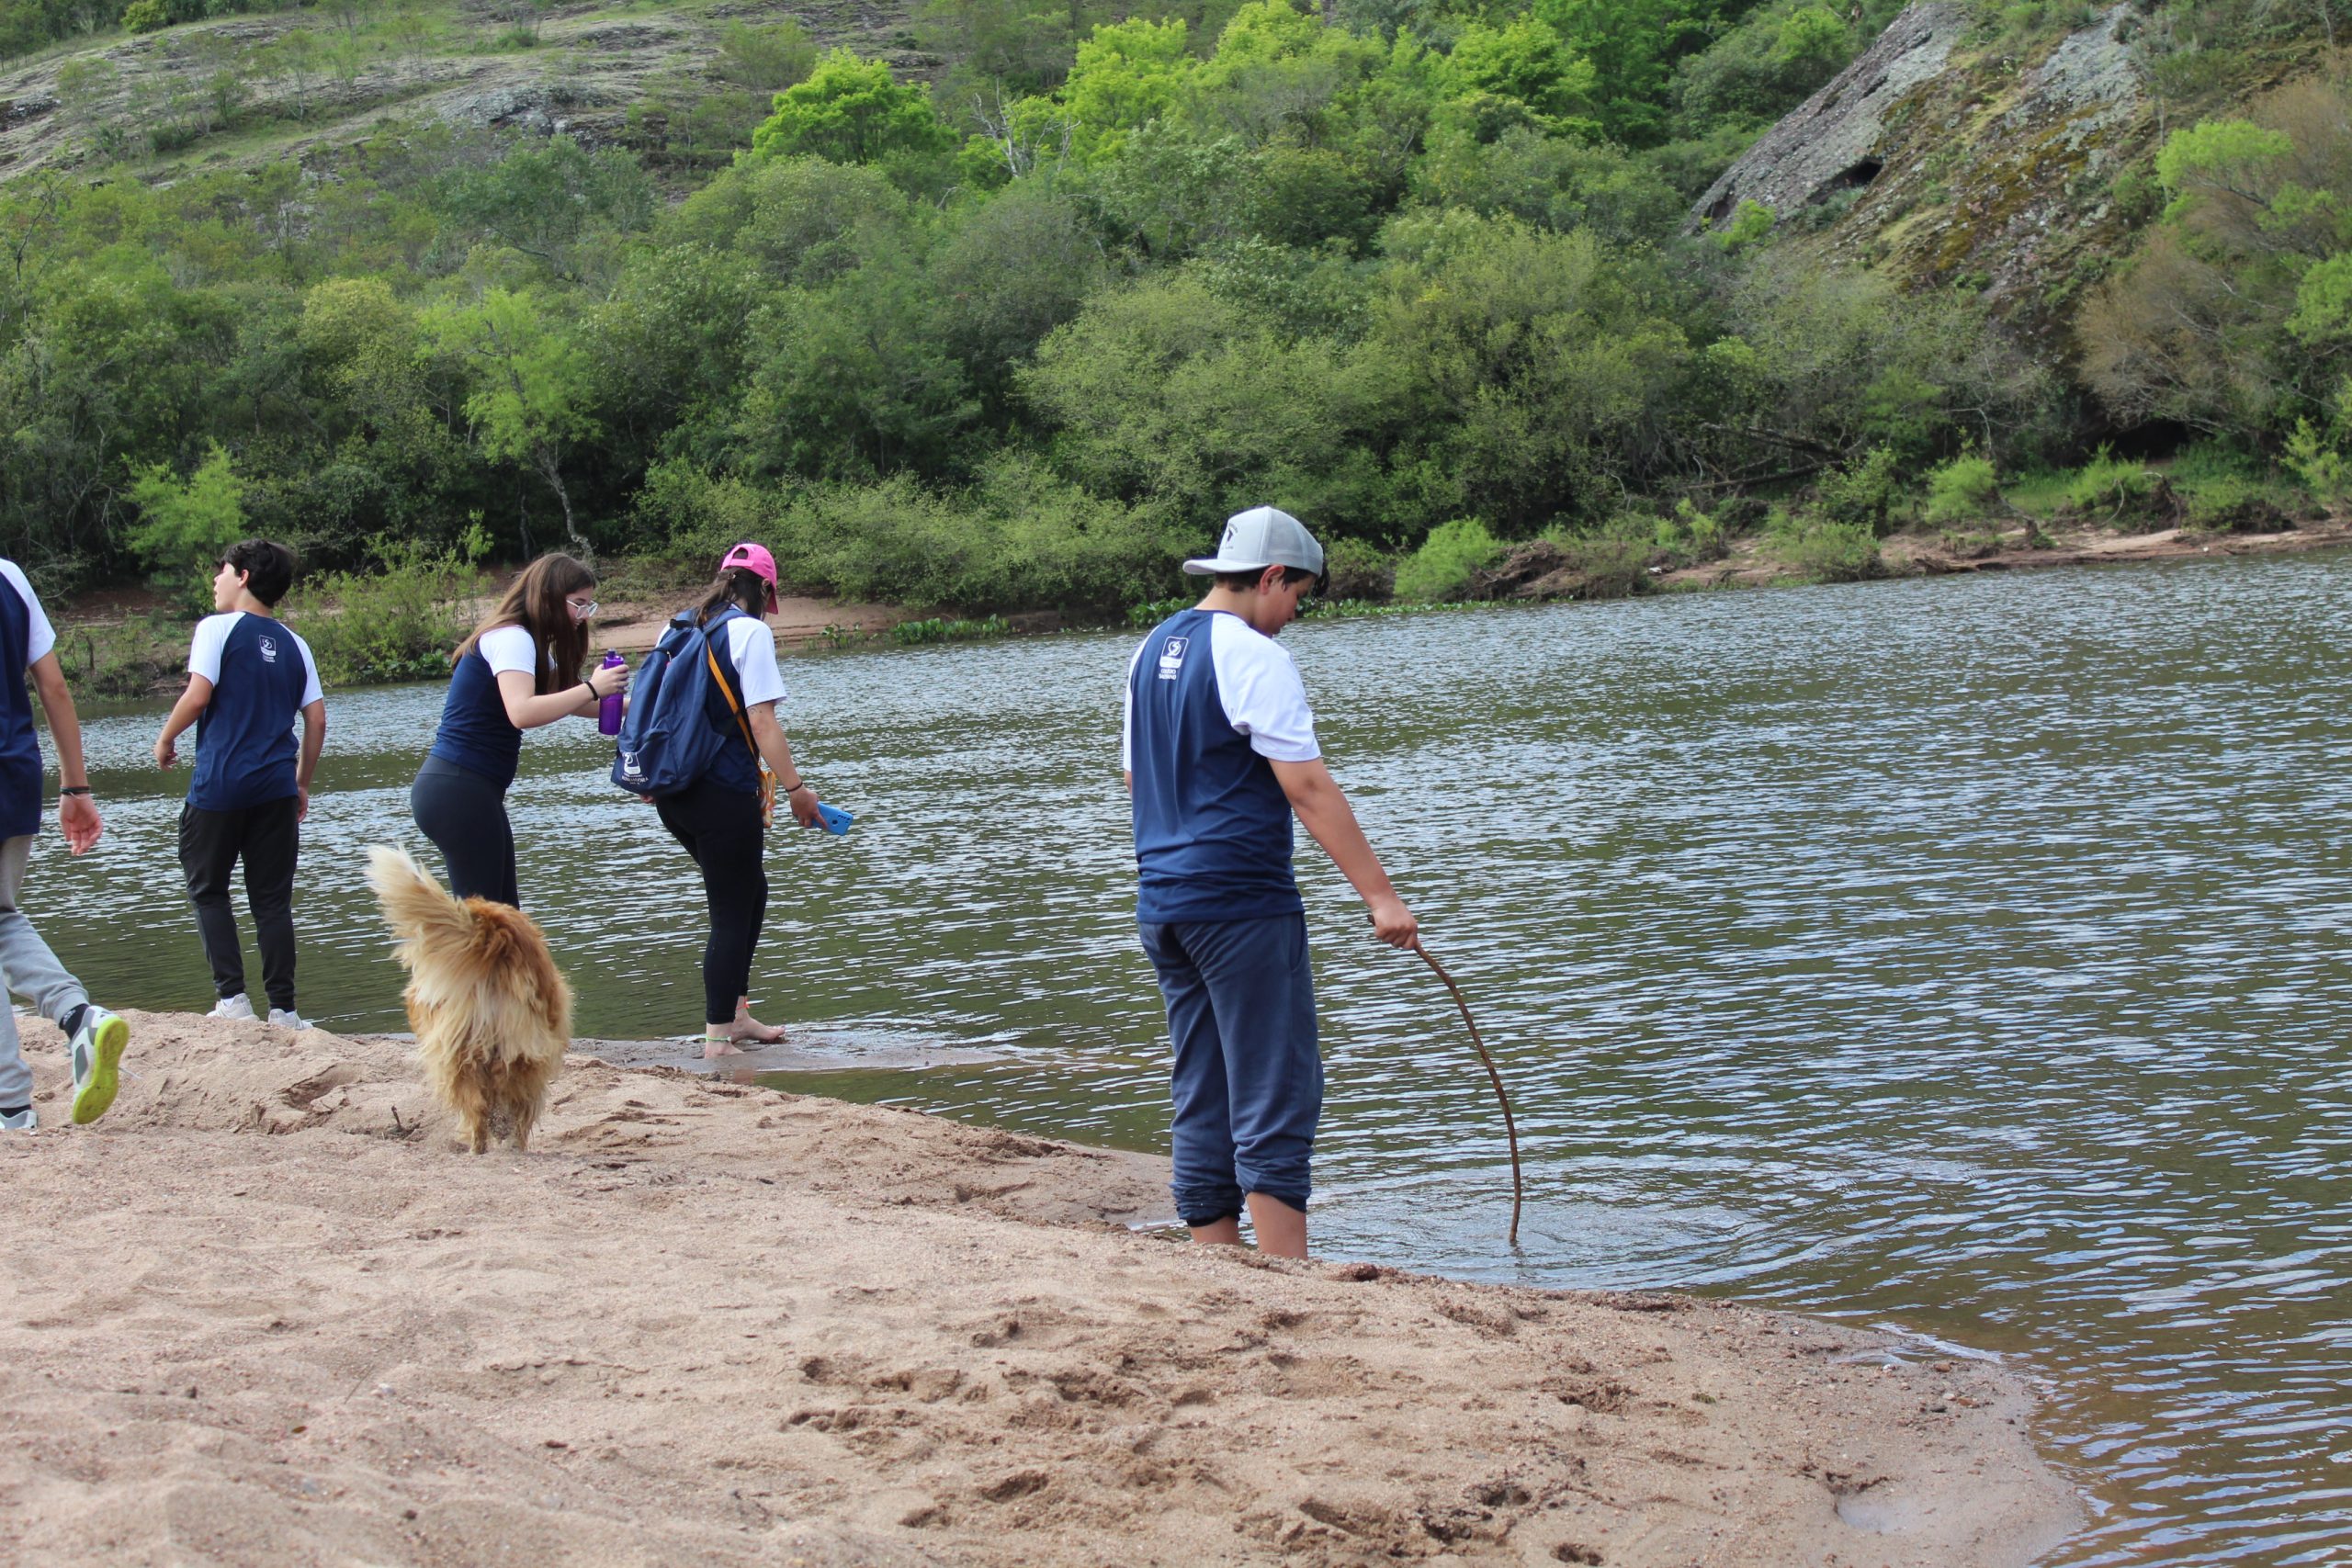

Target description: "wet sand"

left=0, top=1013, right=2082, bottom=1565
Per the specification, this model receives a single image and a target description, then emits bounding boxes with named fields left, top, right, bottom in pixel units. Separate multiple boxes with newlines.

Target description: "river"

left=36, top=552, right=2352, bottom=1566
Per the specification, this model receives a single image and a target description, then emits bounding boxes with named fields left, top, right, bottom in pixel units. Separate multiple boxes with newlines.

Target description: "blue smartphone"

left=809, top=801, right=854, bottom=835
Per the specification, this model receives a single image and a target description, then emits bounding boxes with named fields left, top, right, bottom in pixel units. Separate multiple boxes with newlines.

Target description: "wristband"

left=60, top=785, right=92, bottom=796
left=783, top=779, right=809, bottom=793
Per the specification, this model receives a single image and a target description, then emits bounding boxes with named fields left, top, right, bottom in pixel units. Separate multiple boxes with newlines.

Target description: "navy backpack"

left=610, top=607, right=747, bottom=797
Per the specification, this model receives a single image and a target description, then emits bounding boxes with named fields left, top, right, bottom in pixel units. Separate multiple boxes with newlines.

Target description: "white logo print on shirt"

left=1157, top=636, right=1189, bottom=679
left=258, top=636, right=278, bottom=663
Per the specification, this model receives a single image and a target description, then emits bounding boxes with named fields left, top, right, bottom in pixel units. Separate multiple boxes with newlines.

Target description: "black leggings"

left=655, top=777, right=768, bottom=1026
left=179, top=795, right=300, bottom=1011
left=409, top=756, right=519, bottom=908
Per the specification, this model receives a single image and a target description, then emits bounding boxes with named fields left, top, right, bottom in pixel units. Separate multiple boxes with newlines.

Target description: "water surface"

left=41, top=553, right=2352, bottom=1566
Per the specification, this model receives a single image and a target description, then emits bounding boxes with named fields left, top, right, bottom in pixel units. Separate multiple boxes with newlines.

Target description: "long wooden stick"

left=1414, top=940, right=1524, bottom=1246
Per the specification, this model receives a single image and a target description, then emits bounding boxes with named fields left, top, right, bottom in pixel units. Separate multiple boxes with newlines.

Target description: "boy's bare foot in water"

left=704, top=998, right=786, bottom=1056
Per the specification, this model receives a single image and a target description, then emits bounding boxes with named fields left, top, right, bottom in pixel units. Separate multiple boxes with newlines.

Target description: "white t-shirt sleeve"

left=727, top=618, right=785, bottom=707
left=292, top=631, right=323, bottom=706
left=1, top=562, right=55, bottom=665
left=1209, top=616, right=1319, bottom=762
left=1122, top=636, right=1148, bottom=773
left=187, top=612, right=238, bottom=683
left=478, top=624, right=539, bottom=678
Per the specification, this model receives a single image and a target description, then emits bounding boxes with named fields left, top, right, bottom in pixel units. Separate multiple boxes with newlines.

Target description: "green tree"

left=737, top=257, right=976, bottom=480
left=259, top=28, right=322, bottom=121
left=423, top=289, right=596, bottom=554
left=1435, top=18, right=1598, bottom=141
left=129, top=440, right=246, bottom=605
left=1057, top=17, right=1194, bottom=160
left=717, top=18, right=818, bottom=93
left=745, top=50, right=956, bottom=174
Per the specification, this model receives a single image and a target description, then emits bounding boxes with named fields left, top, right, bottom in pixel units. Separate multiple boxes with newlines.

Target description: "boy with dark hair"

left=0, top=557, right=130, bottom=1131
left=1123, top=506, right=1418, bottom=1259
left=153, top=540, right=326, bottom=1030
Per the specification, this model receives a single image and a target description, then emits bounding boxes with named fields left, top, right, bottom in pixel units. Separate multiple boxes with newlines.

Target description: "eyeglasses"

left=566, top=597, right=598, bottom=618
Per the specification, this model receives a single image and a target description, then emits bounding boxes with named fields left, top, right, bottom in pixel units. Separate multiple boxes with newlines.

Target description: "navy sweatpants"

left=1138, top=913, right=1321, bottom=1225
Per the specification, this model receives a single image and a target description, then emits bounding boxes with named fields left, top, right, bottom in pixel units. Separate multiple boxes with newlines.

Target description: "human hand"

left=153, top=734, right=177, bottom=769
left=59, top=793, right=102, bottom=855
left=297, top=785, right=310, bottom=823
left=786, top=782, right=821, bottom=829
left=1366, top=897, right=1419, bottom=951
left=589, top=661, right=628, bottom=699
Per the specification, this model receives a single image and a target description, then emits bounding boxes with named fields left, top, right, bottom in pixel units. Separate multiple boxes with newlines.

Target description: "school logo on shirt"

left=1157, top=636, right=1189, bottom=680
left=258, top=636, right=279, bottom=664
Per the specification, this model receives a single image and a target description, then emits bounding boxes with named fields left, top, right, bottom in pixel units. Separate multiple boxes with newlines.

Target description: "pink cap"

left=720, top=542, right=780, bottom=613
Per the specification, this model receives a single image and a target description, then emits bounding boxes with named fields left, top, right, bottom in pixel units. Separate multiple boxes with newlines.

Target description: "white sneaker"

left=0, top=1107, right=34, bottom=1132
left=67, top=1006, right=128, bottom=1126
left=267, top=1008, right=311, bottom=1031
left=209, top=994, right=255, bottom=1021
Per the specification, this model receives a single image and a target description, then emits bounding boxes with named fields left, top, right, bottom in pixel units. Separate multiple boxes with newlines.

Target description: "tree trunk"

left=536, top=447, right=591, bottom=560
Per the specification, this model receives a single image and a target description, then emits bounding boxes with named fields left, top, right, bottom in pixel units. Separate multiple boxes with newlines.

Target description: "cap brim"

left=1182, top=557, right=1270, bottom=575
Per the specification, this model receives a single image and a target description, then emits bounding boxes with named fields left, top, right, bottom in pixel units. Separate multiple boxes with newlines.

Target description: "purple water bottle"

left=596, top=649, right=626, bottom=736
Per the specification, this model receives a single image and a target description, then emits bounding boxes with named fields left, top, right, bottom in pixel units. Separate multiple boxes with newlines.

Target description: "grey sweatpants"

left=0, top=834, right=89, bottom=1107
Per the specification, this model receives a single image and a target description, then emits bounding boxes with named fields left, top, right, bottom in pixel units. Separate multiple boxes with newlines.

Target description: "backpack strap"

left=705, top=633, right=759, bottom=760
left=703, top=618, right=779, bottom=825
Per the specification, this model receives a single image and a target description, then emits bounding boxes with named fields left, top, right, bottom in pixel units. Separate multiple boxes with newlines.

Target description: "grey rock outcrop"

left=1688, top=1, right=1966, bottom=233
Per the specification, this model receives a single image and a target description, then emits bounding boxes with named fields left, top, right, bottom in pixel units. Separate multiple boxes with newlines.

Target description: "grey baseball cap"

left=1182, top=505, right=1326, bottom=578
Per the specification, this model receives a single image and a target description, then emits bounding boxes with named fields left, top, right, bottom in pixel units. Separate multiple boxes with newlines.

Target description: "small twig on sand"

left=1415, top=941, right=1525, bottom=1247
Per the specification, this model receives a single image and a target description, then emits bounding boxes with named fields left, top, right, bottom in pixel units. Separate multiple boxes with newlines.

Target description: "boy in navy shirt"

left=1123, top=506, right=1418, bottom=1259
left=0, top=558, right=131, bottom=1131
left=153, top=540, right=326, bottom=1030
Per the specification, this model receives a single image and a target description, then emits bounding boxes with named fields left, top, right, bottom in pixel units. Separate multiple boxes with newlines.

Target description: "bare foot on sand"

left=701, top=1035, right=751, bottom=1059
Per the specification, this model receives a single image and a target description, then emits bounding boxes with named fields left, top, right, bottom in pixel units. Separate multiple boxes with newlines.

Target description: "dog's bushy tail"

left=365, top=844, right=477, bottom=958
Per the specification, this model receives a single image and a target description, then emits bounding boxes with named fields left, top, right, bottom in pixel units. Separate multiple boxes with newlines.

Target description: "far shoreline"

left=45, top=513, right=2351, bottom=704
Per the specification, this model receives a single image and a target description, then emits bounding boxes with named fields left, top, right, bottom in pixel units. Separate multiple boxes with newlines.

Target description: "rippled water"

left=36, top=553, right=2352, bottom=1565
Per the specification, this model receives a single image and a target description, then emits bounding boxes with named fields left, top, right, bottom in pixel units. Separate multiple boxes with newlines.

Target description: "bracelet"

left=782, top=778, right=809, bottom=793
left=59, top=785, right=92, bottom=796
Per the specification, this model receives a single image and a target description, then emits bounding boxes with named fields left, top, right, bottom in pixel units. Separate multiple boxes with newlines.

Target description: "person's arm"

left=496, top=661, right=626, bottom=731
left=747, top=702, right=821, bottom=828
left=28, top=652, right=100, bottom=855
left=153, top=674, right=214, bottom=769
left=1270, top=756, right=1417, bottom=949
left=295, top=698, right=325, bottom=821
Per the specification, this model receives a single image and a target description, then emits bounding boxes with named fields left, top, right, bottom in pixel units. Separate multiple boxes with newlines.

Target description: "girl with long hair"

left=659, top=543, right=822, bottom=1056
left=408, top=552, right=627, bottom=908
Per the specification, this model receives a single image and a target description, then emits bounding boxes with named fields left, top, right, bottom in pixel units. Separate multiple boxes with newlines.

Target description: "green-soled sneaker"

left=68, top=1007, right=128, bottom=1126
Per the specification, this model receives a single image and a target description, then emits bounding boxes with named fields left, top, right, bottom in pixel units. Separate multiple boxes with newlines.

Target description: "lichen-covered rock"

left=1688, top=1, right=1965, bottom=232
left=1689, top=0, right=2163, bottom=335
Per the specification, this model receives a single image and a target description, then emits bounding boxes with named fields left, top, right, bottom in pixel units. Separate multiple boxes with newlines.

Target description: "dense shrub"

left=1766, top=510, right=1880, bottom=581
left=768, top=459, right=1186, bottom=610
left=2064, top=447, right=2160, bottom=517
left=1814, top=446, right=1909, bottom=536
left=1392, top=518, right=1505, bottom=602
left=287, top=536, right=489, bottom=687
left=1922, top=454, right=2001, bottom=525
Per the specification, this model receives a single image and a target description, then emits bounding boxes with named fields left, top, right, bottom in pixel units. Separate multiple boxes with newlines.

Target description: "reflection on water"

left=39, top=552, right=2352, bottom=1565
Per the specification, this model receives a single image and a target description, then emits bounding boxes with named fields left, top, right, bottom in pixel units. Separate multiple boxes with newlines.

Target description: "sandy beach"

left=0, top=1013, right=2081, bottom=1565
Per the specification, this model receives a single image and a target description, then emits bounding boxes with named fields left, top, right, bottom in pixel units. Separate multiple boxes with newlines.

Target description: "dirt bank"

left=1661, top=516, right=2352, bottom=592
left=0, top=1011, right=2080, bottom=1565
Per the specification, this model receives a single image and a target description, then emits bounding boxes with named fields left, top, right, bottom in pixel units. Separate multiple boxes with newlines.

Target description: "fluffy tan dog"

left=364, top=845, right=571, bottom=1154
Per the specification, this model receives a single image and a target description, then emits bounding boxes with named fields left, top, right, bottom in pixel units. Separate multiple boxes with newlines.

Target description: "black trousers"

left=179, top=795, right=300, bottom=1011
left=654, top=777, right=769, bottom=1026
left=409, top=756, right=520, bottom=908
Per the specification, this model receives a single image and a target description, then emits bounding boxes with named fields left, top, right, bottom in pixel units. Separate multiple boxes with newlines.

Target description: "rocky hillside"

left=0, top=0, right=926, bottom=181
left=1689, top=0, right=2335, bottom=341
